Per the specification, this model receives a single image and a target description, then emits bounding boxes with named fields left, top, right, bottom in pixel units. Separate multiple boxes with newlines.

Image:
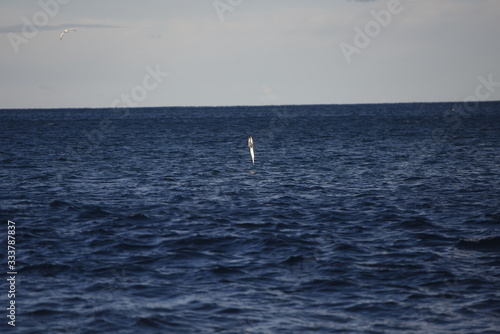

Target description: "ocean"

left=1, top=102, right=499, bottom=333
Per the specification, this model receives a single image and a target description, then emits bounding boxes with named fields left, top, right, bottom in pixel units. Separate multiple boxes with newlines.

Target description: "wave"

left=457, top=236, right=500, bottom=251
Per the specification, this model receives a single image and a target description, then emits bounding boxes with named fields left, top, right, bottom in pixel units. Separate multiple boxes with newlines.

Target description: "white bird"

left=248, top=136, right=255, bottom=165
left=60, top=29, right=76, bottom=40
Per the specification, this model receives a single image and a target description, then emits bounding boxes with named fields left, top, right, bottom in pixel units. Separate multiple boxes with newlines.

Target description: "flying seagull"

left=248, top=136, right=254, bottom=165
left=60, top=29, right=76, bottom=40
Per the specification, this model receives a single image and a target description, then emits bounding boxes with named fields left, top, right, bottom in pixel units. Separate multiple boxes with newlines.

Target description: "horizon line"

left=1, top=100, right=499, bottom=111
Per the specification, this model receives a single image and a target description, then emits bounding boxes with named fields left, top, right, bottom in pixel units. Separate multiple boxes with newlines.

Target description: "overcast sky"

left=1, top=0, right=499, bottom=109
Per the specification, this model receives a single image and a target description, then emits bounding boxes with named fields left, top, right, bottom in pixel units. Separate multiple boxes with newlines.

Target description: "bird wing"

left=248, top=136, right=254, bottom=164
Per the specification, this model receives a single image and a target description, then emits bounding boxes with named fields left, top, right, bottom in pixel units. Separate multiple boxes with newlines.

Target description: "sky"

left=1, top=0, right=500, bottom=109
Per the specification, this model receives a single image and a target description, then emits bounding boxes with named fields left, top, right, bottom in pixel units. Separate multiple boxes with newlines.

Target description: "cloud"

left=0, top=23, right=119, bottom=34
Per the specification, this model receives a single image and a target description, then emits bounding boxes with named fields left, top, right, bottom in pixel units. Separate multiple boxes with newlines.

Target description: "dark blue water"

left=1, top=103, right=500, bottom=333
